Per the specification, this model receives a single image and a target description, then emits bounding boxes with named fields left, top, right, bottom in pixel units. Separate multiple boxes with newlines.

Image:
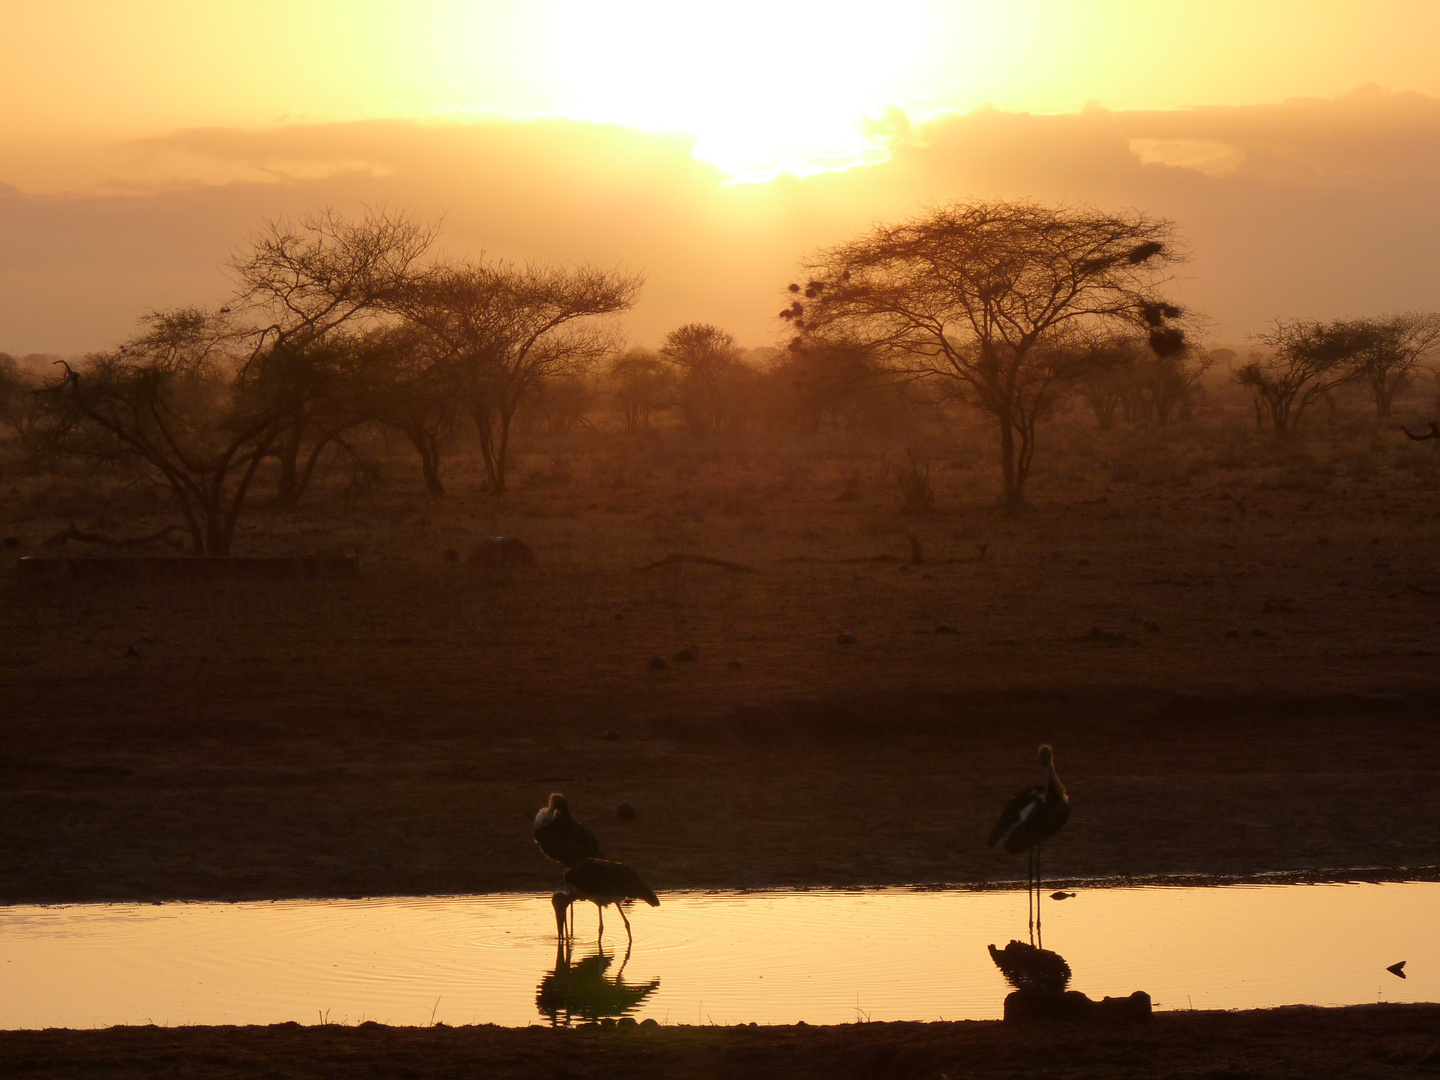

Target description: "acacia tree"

left=784, top=200, right=1188, bottom=504
left=1346, top=313, right=1440, bottom=419
left=0, top=353, right=43, bottom=440
left=229, top=208, right=438, bottom=503
left=607, top=347, right=674, bottom=433
left=36, top=309, right=281, bottom=554
left=660, top=323, right=752, bottom=434
left=402, top=261, right=641, bottom=493
left=358, top=325, right=458, bottom=496
left=1236, top=320, right=1368, bottom=436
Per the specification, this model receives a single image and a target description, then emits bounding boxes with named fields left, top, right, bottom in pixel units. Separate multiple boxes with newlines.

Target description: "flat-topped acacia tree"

left=400, top=260, right=642, bottom=494
left=784, top=200, right=1190, bottom=505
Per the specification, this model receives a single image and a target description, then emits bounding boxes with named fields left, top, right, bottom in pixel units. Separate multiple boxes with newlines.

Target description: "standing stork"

left=553, top=858, right=660, bottom=946
left=534, top=793, right=601, bottom=866
left=988, top=744, right=1070, bottom=946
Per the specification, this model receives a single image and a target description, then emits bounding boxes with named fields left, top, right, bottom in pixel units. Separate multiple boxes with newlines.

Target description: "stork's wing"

left=988, top=785, right=1042, bottom=847
left=535, top=820, right=602, bottom=866
left=566, top=859, right=659, bottom=906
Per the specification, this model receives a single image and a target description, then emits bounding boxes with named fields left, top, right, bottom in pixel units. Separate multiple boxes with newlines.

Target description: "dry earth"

left=3, top=425, right=1439, bottom=1073
left=2, top=1006, right=1438, bottom=1079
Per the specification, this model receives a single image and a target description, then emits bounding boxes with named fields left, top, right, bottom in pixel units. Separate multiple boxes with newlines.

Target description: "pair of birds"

left=532, top=744, right=1069, bottom=946
left=533, top=793, right=658, bottom=945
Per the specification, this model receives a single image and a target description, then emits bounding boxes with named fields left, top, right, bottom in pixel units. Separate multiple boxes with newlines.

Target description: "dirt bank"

left=3, top=1005, right=1437, bottom=1079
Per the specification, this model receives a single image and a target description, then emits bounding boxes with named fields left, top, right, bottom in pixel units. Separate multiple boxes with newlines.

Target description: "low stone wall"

left=16, top=555, right=360, bottom=583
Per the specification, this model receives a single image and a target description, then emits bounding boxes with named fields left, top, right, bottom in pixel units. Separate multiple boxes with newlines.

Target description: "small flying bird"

left=989, top=745, right=1071, bottom=946
left=554, top=858, right=660, bottom=945
left=1387, top=960, right=1407, bottom=979
left=534, top=793, right=601, bottom=867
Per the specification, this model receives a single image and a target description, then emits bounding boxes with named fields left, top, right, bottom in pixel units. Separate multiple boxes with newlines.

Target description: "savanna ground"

left=3, top=388, right=1440, bottom=1076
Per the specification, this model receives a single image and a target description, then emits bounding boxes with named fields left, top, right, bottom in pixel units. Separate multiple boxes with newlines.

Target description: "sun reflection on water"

left=0, top=882, right=1433, bottom=1029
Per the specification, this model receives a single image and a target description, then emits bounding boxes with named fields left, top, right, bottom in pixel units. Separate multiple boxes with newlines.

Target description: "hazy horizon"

left=4, top=3, right=1440, bottom=355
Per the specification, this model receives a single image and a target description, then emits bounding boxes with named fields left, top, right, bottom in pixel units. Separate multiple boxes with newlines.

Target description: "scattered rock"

left=468, top=536, right=536, bottom=569
left=442, top=548, right=459, bottom=563
left=836, top=632, right=859, bottom=645
left=613, top=612, right=625, bottom=621
left=640, top=1018, right=659, bottom=1028
left=123, top=646, right=140, bottom=659
left=673, top=645, right=699, bottom=662
left=727, top=659, right=744, bottom=670
left=647, top=656, right=667, bottom=670
left=1142, top=619, right=1160, bottom=632
left=1074, top=558, right=1090, bottom=567
left=617, top=1015, right=638, bottom=1027
left=1076, top=626, right=1125, bottom=644
left=602, top=729, right=620, bottom=741
left=1225, top=628, right=1242, bottom=639
left=1251, top=627, right=1270, bottom=637
left=617, top=802, right=637, bottom=820
left=935, top=624, right=958, bottom=635
left=1003, top=988, right=1151, bottom=1024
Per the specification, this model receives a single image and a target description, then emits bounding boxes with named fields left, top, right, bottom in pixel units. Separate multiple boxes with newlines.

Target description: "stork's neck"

left=1043, top=758, right=1066, bottom=800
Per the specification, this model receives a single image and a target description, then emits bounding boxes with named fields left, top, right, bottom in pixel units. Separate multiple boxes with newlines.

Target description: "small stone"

left=442, top=548, right=459, bottom=563
left=602, top=729, right=621, bottom=741
left=837, top=632, right=859, bottom=645
left=673, top=645, right=699, bottom=662
left=1142, top=619, right=1160, bottom=632
left=617, top=802, right=637, bottom=820
left=727, top=659, right=744, bottom=670
left=1225, top=628, right=1241, bottom=639
left=935, top=624, right=958, bottom=635
left=123, top=645, right=140, bottom=659
left=640, top=1018, right=659, bottom=1028
left=613, top=612, right=625, bottom=621
left=1251, top=627, right=1269, bottom=637
left=647, top=655, right=667, bottom=670
left=617, top=1016, right=638, bottom=1027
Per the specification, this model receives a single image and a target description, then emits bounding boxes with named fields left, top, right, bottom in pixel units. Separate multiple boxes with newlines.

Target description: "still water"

left=0, top=882, right=1434, bottom=1028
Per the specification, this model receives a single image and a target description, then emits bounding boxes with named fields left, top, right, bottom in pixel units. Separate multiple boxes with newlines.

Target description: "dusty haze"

left=4, top=86, right=1440, bottom=354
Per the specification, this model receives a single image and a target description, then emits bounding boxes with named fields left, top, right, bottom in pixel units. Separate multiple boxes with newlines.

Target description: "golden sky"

left=4, top=2, right=1440, bottom=352
left=9, top=1, right=1440, bottom=180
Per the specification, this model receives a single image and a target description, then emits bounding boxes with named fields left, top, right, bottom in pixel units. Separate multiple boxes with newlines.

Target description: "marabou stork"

left=553, top=858, right=660, bottom=946
left=988, top=744, right=1070, bottom=946
left=534, top=793, right=601, bottom=866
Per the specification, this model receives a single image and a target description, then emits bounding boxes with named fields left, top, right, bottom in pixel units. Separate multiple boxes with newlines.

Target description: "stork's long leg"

left=1026, top=847, right=1036, bottom=945
left=1036, top=843, right=1044, bottom=949
left=617, top=904, right=633, bottom=946
left=596, top=902, right=605, bottom=942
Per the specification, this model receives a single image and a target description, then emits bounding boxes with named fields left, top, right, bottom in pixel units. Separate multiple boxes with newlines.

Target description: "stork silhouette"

left=534, top=793, right=601, bottom=867
left=552, top=857, right=659, bottom=946
left=988, top=744, right=1070, bottom=946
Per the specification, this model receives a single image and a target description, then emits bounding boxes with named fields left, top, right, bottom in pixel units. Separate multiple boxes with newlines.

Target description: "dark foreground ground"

left=3, top=1006, right=1438, bottom=1079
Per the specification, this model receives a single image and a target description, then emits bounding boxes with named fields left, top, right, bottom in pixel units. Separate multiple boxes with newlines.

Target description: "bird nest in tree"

left=988, top=940, right=1072, bottom=996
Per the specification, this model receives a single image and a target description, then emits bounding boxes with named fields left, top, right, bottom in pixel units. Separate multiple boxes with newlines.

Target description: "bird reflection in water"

left=534, top=938, right=660, bottom=1027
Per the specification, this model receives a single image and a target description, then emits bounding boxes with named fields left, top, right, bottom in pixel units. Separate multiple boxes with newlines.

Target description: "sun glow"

left=527, top=1, right=975, bottom=180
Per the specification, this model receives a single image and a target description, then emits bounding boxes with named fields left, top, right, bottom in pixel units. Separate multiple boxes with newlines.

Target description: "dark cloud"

left=4, top=89, right=1439, bottom=354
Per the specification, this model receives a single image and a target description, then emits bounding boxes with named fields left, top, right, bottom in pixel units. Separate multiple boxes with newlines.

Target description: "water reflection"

left=0, top=883, right=1434, bottom=1028
left=535, top=940, right=661, bottom=1026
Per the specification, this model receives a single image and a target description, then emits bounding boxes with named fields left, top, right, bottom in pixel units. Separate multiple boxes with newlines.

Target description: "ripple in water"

left=0, top=883, right=1434, bottom=1028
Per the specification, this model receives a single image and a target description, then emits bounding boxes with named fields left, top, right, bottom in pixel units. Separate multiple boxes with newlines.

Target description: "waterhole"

left=0, top=881, right=1433, bottom=1028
